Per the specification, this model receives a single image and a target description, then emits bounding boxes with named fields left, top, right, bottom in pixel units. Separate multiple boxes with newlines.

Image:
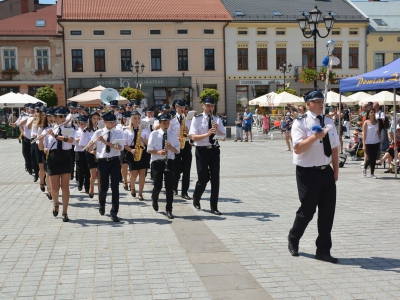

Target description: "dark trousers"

left=70, top=147, right=76, bottom=180
left=173, top=141, right=192, bottom=194
left=22, top=137, right=32, bottom=173
left=98, top=158, right=120, bottom=216
left=289, top=165, right=336, bottom=255
left=30, top=140, right=39, bottom=176
left=152, top=159, right=174, bottom=211
left=365, top=142, right=380, bottom=174
left=192, top=147, right=220, bottom=210
left=75, top=151, right=90, bottom=191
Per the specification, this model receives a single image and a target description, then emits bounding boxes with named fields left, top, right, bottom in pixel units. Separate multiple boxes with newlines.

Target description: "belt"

left=299, top=165, right=330, bottom=170
left=97, top=156, right=119, bottom=162
left=196, top=145, right=218, bottom=149
left=153, top=159, right=173, bottom=163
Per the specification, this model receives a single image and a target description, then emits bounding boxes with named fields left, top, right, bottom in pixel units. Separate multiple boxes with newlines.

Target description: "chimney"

left=21, top=0, right=29, bottom=14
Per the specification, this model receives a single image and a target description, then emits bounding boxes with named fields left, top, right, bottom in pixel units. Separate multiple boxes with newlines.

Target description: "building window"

left=276, top=48, right=286, bottom=69
left=276, top=28, right=286, bottom=35
left=70, top=30, right=82, bottom=36
left=257, top=28, right=267, bottom=35
left=120, top=30, right=131, bottom=35
left=257, top=48, right=268, bottom=70
left=204, top=49, right=215, bottom=70
left=332, top=47, right=342, bottom=68
left=374, top=53, right=385, bottom=69
left=35, top=47, right=50, bottom=70
left=236, top=86, right=248, bottom=112
left=331, top=29, right=341, bottom=35
left=151, top=49, right=162, bottom=71
left=36, top=20, right=46, bottom=27
left=121, top=49, right=131, bottom=72
left=237, top=48, right=248, bottom=70
left=94, top=49, right=105, bottom=72
left=2, top=48, right=17, bottom=70
left=237, top=28, right=248, bottom=35
left=204, top=29, right=214, bottom=34
left=177, top=29, right=188, bottom=34
left=150, top=30, right=161, bottom=35
left=177, top=49, right=188, bottom=71
left=93, top=30, right=105, bottom=35
left=349, top=47, right=359, bottom=68
left=393, top=53, right=400, bottom=61
left=302, top=48, right=315, bottom=68
left=71, top=49, right=83, bottom=72
left=373, top=19, right=387, bottom=26
left=349, top=29, right=358, bottom=35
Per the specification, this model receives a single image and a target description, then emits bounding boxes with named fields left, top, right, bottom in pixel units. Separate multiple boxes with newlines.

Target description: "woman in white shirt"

left=32, top=107, right=47, bottom=192
left=362, top=109, right=381, bottom=179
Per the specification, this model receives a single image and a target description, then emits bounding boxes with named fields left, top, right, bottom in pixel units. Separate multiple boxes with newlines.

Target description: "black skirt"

left=35, top=143, right=44, bottom=164
left=127, top=146, right=150, bottom=171
left=86, top=152, right=98, bottom=169
left=47, top=149, right=72, bottom=176
left=120, top=149, right=128, bottom=165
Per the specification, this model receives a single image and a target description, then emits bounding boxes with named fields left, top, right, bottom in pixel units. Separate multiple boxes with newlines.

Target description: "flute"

left=82, top=127, right=114, bottom=151
left=31, top=118, right=75, bottom=144
left=163, top=130, right=170, bottom=172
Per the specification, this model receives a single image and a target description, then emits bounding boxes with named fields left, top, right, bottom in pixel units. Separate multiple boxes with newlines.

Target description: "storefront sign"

left=239, top=80, right=284, bottom=85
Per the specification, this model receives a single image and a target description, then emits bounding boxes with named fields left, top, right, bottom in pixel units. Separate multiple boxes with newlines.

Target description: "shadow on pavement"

left=223, top=211, right=280, bottom=221
left=70, top=217, right=172, bottom=227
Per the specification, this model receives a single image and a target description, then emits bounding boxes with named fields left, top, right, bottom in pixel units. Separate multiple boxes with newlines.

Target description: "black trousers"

left=152, top=159, right=174, bottom=211
left=75, top=151, right=90, bottom=191
left=365, top=142, right=380, bottom=174
left=192, top=147, right=220, bottom=211
left=173, top=141, right=192, bottom=194
left=22, top=136, right=32, bottom=173
left=70, top=147, right=76, bottom=180
left=289, top=165, right=336, bottom=255
left=30, top=140, right=39, bottom=176
left=98, top=158, right=120, bottom=216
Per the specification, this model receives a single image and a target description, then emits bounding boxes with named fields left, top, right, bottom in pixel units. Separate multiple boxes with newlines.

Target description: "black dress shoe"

left=193, top=199, right=201, bottom=209
left=99, top=206, right=105, bottom=216
left=211, top=209, right=222, bottom=215
left=315, top=254, right=338, bottom=264
left=33, top=175, right=39, bottom=182
left=89, top=194, right=94, bottom=199
left=78, top=185, right=83, bottom=191
left=152, top=198, right=159, bottom=212
left=111, top=215, right=120, bottom=222
left=288, top=236, right=299, bottom=257
left=173, top=190, right=178, bottom=196
left=181, top=194, right=191, bottom=200
left=166, top=211, right=174, bottom=219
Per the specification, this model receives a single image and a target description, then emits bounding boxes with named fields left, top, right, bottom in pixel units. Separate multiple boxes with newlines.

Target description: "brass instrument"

left=210, top=114, right=219, bottom=146
left=133, top=125, right=146, bottom=162
left=179, top=115, right=188, bottom=149
left=163, top=130, right=169, bottom=172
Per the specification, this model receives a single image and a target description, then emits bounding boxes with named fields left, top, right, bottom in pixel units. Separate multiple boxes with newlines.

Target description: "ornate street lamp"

left=129, top=60, right=145, bottom=89
left=298, top=6, right=335, bottom=88
left=279, top=62, right=292, bottom=91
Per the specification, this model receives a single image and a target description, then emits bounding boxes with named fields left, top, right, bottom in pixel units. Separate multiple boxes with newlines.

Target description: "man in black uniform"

left=188, top=96, right=226, bottom=215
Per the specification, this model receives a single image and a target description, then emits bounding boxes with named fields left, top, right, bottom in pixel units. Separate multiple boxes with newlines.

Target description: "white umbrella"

left=347, top=91, right=371, bottom=102
left=249, top=93, right=268, bottom=105
left=0, top=92, right=29, bottom=108
left=360, top=91, right=400, bottom=106
left=18, top=93, right=47, bottom=106
left=273, top=92, right=303, bottom=106
left=259, top=92, right=277, bottom=107
left=326, top=91, right=356, bottom=105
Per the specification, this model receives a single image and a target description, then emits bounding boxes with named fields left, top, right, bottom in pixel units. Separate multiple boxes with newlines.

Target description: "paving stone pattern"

left=0, top=133, right=399, bottom=299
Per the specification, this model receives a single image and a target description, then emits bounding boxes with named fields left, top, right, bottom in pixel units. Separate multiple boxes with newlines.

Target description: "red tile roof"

left=59, top=0, right=232, bottom=21
left=0, top=5, right=60, bottom=36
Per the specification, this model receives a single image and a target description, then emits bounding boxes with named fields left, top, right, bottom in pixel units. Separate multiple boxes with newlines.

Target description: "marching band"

left=16, top=91, right=226, bottom=222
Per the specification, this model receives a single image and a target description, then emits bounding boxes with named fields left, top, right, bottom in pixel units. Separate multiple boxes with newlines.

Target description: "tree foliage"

left=120, top=87, right=145, bottom=101
left=199, top=88, right=219, bottom=103
left=276, top=87, right=298, bottom=96
left=34, top=85, right=58, bottom=107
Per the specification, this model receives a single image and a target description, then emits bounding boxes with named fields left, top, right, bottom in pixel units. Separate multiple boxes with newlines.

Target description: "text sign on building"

left=239, top=80, right=269, bottom=85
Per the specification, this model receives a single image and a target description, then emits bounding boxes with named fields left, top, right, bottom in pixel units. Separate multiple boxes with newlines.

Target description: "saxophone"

left=179, top=115, right=188, bottom=149
left=133, top=125, right=146, bottom=161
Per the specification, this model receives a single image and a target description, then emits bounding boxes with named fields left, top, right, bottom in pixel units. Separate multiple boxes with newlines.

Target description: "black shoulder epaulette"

left=296, top=113, right=307, bottom=120
left=195, top=114, right=202, bottom=118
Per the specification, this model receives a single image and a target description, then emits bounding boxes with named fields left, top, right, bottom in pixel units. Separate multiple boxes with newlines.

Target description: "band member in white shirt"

left=74, top=115, right=90, bottom=193
left=39, top=109, right=55, bottom=201
left=124, top=110, right=150, bottom=200
left=19, top=105, right=35, bottom=177
left=90, top=111, right=124, bottom=222
left=32, top=107, right=47, bottom=191
left=147, top=113, right=180, bottom=219
left=41, top=106, right=74, bottom=222
left=189, top=96, right=226, bottom=215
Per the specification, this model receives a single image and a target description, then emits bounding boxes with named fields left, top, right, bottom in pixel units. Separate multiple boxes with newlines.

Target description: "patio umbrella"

left=0, top=92, right=30, bottom=108
left=67, top=85, right=129, bottom=107
left=259, top=92, right=277, bottom=107
left=273, top=92, right=303, bottom=106
left=325, top=91, right=356, bottom=105
left=18, top=93, right=47, bottom=106
left=347, top=91, right=371, bottom=102
left=249, top=93, right=267, bottom=105
left=360, top=91, right=400, bottom=106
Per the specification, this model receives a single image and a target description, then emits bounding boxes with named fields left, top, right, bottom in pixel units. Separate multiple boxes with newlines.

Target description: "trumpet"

left=82, top=127, right=114, bottom=151
left=163, top=130, right=169, bottom=172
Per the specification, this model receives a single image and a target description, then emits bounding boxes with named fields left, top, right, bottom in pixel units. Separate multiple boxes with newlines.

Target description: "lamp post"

left=279, top=62, right=292, bottom=91
left=297, top=6, right=335, bottom=88
left=129, top=60, right=145, bottom=89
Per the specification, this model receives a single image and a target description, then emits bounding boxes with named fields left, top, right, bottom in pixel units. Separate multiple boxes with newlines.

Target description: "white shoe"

left=362, top=169, right=366, bottom=177
left=360, top=162, right=365, bottom=166
left=371, top=174, right=377, bottom=179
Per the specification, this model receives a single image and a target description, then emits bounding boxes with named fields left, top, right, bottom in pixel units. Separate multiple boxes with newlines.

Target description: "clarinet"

left=163, top=130, right=169, bottom=172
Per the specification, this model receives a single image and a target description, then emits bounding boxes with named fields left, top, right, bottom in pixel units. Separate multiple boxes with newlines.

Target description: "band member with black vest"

left=90, top=111, right=124, bottom=222
left=41, top=106, right=74, bottom=222
left=147, top=113, right=180, bottom=219
left=171, top=99, right=192, bottom=200
left=124, top=110, right=150, bottom=200
left=288, top=90, right=340, bottom=263
left=79, top=112, right=100, bottom=198
left=74, top=115, right=90, bottom=193
left=189, top=96, right=226, bottom=215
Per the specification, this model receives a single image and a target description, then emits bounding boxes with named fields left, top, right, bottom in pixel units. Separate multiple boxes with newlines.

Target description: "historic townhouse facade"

left=58, top=0, right=231, bottom=112
left=221, top=0, right=368, bottom=122
left=0, top=5, right=65, bottom=103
